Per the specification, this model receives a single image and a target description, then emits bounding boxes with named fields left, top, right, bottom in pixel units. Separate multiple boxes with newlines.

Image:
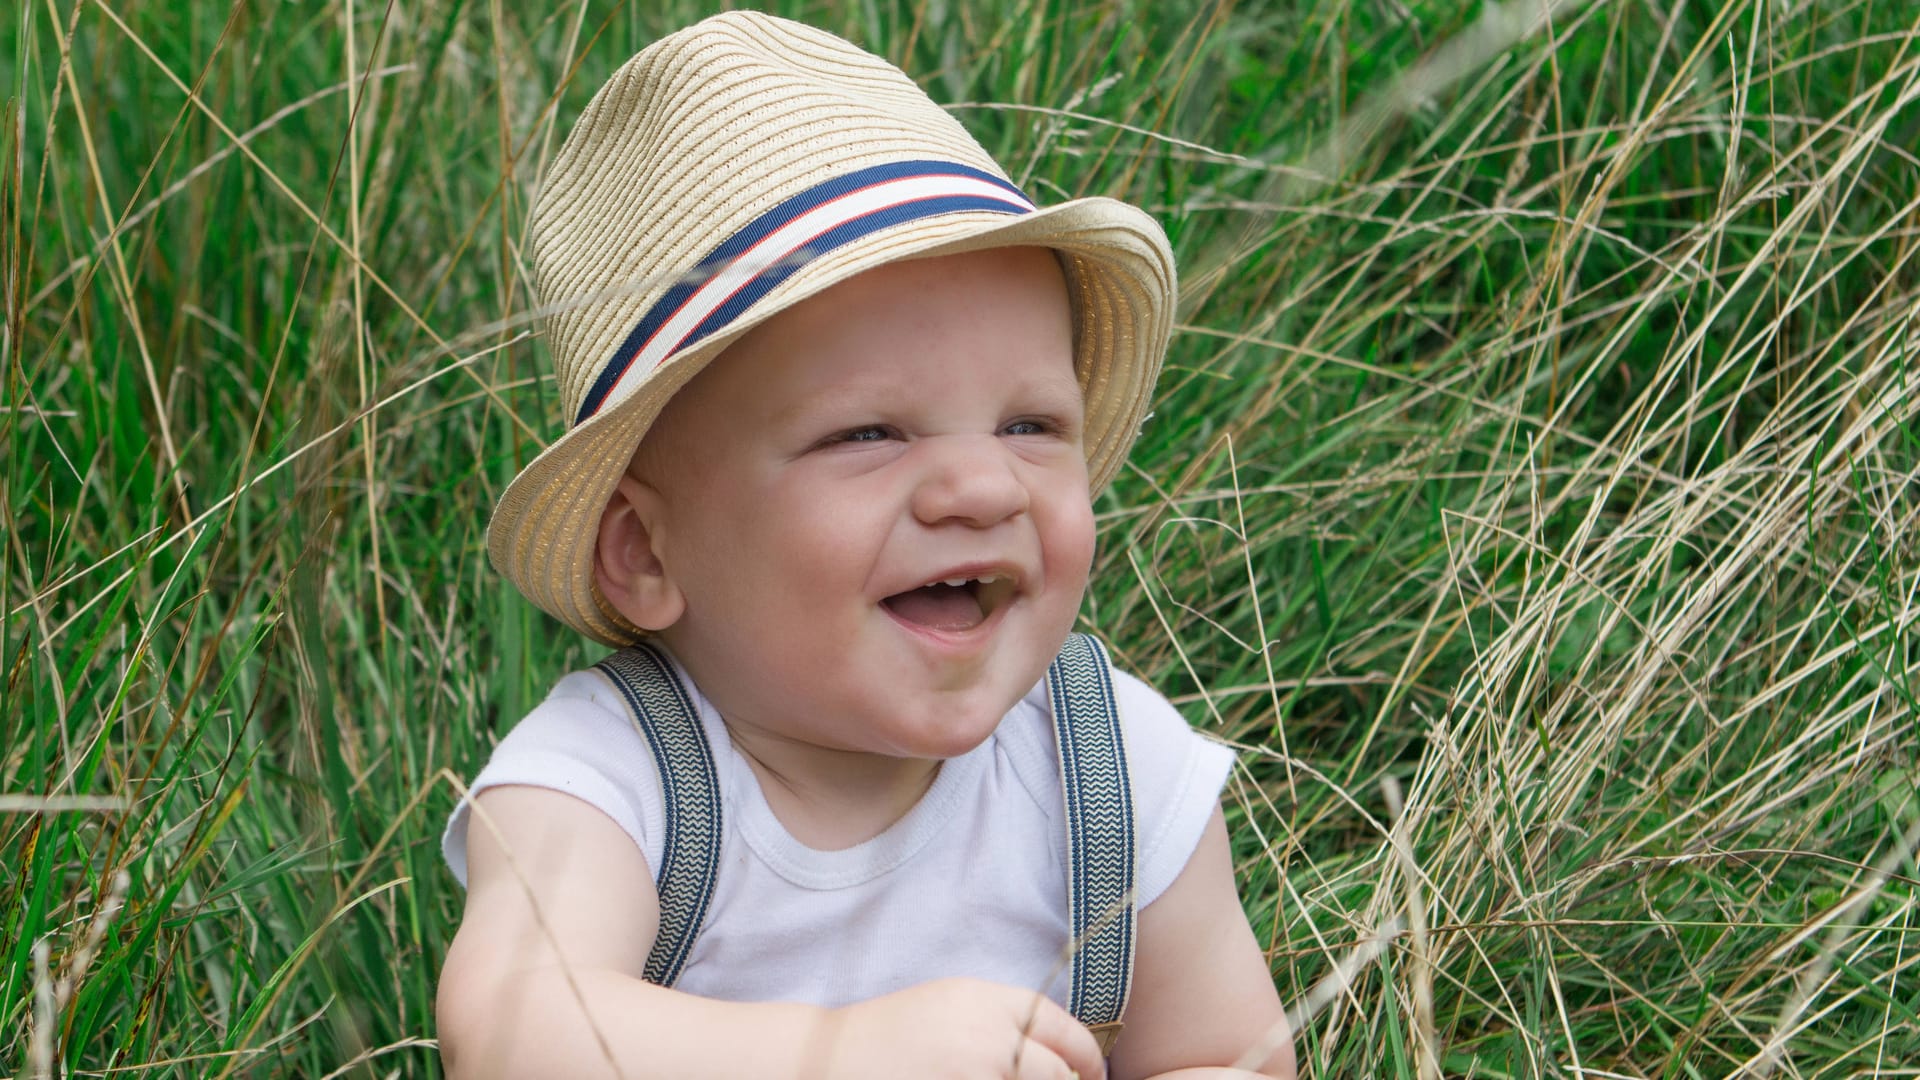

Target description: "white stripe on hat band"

left=598, top=173, right=1034, bottom=408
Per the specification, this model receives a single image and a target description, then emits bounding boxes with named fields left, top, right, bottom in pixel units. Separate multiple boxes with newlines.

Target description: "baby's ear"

left=594, top=475, right=686, bottom=631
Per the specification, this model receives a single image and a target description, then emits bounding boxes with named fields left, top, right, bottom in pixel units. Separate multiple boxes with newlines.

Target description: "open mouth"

left=882, top=574, right=1016, bottom=633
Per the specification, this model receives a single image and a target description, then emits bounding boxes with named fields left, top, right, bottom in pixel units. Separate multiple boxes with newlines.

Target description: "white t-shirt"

left=441, top=650, right=1234, bottom=1009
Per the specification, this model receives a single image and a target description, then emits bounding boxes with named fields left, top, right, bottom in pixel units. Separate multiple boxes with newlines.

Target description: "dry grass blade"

left=1382, top=777, right=1440, bottom=1080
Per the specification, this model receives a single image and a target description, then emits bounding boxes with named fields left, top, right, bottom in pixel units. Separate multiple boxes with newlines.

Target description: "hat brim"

left=487, top=195, right=1174, bottom=645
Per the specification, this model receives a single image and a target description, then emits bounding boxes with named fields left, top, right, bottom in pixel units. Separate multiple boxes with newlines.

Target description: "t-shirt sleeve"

left=441, top=670, right=667, bottom=889
left=1110, top=667, right=1238, bottom=910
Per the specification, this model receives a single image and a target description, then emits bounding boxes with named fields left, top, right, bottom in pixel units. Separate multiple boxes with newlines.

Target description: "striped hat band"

left=577, top=160, right=1036, bottom=424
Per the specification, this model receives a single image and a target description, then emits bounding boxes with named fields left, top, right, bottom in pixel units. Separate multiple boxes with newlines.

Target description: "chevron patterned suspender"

left=593, top=632, right=1137, bottom=1045
left=594, top=644, right=723, bottom=987
left=1045, top=632, right=1137, bottom=1051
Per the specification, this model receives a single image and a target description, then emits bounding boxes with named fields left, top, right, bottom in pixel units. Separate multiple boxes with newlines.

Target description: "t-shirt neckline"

left=664, top=651, right=991, bottom=891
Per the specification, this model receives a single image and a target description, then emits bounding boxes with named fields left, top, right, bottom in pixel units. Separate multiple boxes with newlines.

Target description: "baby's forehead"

left=787, top=347, right=1071, bottom=394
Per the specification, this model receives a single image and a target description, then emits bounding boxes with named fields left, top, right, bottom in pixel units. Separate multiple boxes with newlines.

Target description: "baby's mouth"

left=882, top=575, right=1013, bottom=632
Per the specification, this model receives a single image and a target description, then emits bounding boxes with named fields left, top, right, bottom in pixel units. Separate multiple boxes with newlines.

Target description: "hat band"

left=575, top=159, right=1036, bottom=423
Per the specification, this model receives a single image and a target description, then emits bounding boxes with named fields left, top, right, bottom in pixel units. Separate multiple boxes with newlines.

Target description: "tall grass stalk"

left=5, top=0, right=1917, bottom=1076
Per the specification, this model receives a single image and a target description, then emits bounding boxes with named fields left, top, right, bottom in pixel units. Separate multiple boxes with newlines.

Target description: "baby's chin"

left=885, top=720, right=1005, bottom=762
left=842, top=679, right=1037, bottom=761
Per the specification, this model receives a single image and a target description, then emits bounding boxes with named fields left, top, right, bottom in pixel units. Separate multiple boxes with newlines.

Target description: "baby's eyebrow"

left=1010, top=377, right=1089, bottom=416
left=759, top=388, right=862, bottom=428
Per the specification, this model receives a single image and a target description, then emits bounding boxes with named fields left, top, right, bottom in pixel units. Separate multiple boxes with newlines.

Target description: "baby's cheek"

left=1049, top=495, right=1099, bottom=586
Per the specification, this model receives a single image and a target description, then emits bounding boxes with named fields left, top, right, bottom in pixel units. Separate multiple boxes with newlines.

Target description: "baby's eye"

left=838, top=425, right=897, bottom=443
left=1002, top=419, right=1052, bottom=436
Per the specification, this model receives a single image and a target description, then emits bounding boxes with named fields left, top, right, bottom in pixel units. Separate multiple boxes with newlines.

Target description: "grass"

left=5, top=0, right=1919, bottom=1076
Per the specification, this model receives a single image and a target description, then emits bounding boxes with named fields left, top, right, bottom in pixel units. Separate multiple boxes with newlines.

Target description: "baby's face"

left=616, top=246, right=1094, bottom=760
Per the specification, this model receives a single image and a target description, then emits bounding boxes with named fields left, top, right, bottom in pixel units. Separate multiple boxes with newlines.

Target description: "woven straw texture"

left=490, top=10, right=1176, bottom=643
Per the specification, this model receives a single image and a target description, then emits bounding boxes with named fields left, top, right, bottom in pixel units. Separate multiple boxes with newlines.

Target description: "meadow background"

left=6, top=0, right=1919, bottom=1075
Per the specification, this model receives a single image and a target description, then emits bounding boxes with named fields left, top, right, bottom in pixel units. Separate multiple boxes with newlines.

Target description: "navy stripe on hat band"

left=574, top=159, right=1034, bottom=424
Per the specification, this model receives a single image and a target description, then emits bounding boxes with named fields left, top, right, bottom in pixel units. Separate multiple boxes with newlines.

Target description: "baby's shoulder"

left=990, top=653, right=1235, bottom=909
left=483, top=666, right=646, bottom=753
left=1106, top=664, right=1228, bottom=762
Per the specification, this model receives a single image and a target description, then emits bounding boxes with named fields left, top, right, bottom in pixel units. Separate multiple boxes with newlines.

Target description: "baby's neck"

left=723, top=721, right=943, bottom=850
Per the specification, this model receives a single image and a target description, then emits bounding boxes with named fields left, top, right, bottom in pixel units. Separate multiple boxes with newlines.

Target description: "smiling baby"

left=436, top=12, right=1293, bottom=1080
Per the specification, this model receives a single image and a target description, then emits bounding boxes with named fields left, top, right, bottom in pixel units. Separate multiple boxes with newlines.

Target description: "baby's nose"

left=908, top=435, right=1031, bottom=527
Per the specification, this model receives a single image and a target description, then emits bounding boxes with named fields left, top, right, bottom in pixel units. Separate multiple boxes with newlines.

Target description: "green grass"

left=6, top=0, right=1919, bottom=1076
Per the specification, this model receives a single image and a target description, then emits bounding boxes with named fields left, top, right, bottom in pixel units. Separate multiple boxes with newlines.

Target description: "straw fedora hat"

left=490, top=10, right=1176, bottom=644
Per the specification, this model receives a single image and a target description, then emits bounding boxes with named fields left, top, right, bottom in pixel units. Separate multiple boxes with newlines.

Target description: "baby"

left=437, top=12, right=1293, bottom=1080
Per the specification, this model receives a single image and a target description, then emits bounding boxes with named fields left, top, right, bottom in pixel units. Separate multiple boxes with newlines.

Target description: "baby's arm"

left=1107, top=809, right=1295, bottom=1080
left=436, top=785, right=1107, bottom=1080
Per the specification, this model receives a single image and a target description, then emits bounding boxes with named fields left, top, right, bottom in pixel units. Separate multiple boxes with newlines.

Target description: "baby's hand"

left=820, top=977, right=1107, bottom=1080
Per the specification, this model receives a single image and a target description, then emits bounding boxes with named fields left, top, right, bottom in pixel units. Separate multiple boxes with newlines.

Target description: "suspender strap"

left=1047, top=633, right=1137, bottom=1033
left=597, top=635, right=1137, bottom=1032
left=594, top=644, right=722, bottom=987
